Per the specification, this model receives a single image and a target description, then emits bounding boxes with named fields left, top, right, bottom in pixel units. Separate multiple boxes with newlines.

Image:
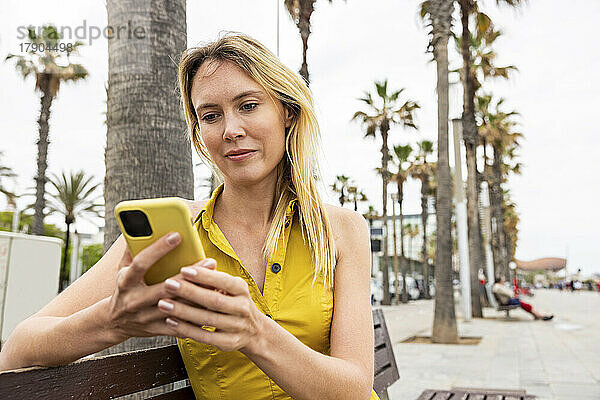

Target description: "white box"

left=0, top=231, right=62, bottom=345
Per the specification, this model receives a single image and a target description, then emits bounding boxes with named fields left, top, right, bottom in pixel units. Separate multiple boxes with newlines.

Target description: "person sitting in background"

left=492, top=276, right=553, bottom=321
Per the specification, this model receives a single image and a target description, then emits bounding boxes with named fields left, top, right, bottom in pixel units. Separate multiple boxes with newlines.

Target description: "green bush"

left=81, top=243, right=103, bottom=274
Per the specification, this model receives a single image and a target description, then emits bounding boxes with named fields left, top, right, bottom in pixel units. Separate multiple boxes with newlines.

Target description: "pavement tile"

left=381, top=290, right=600, bottom=400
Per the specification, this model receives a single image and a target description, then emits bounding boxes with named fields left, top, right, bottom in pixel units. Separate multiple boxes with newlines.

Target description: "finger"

left=180, top=266, right=248, bottom=297
left=180, top=259, right=219, bottom=290
left=123, top=232, right=182, bottom=285
left=167, top=279, right=248, bottom=316
left=125, top=271, right=201, bottom=310
left=157, top=299, right=242, bottom=331
left=199, top=258, right=217, bottom=270
left=164, top=318, right=237, bottom=350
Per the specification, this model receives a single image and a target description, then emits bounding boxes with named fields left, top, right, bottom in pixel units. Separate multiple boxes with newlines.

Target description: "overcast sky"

left=0, top=0, right=598, bottom=276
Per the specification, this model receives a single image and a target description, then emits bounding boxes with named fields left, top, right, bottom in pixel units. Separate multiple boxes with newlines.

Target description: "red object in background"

left=513, top=276, right=520, bottom=297
left=597, top=282, right=600, bottom=292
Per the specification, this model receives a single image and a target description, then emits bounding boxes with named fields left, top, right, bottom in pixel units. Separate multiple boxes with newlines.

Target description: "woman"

left=0, top=33, right=378, bottom=400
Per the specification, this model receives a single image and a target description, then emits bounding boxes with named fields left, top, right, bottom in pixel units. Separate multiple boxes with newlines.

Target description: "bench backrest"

left=0, top=309, right=398, bottom=399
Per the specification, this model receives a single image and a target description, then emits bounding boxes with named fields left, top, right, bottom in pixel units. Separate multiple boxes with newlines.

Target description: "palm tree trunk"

left=459, top=0, right=484, bottom=318
left=33, top=75, right=53, bottom=235
left=100, top=1, right=193, bottom=390
left=59, top=221, right=71, bottom=292
left=464, top=144, right=484, bottom=317
left=298, top=0, right=314, bottom=84
left=490, top=144, right=508, bottom=278
left=391, top=195, right=399, bottom=305
left=484, top=162, right=500, bottom=279
left=380, top=124, right=391, bottom=305
left=339, top=187, right=345, bottom=207
left=430, top=0, right=459, bottom=344
left=398, top=182, right=408, bottom=304
left=421, top=178, right=430, bottom=299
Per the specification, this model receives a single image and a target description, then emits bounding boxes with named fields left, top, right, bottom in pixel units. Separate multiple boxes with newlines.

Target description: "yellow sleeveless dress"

left=177, top=184, right=380, bottom=400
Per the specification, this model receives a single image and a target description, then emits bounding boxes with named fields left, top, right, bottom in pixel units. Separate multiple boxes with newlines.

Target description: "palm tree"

left=0, top=152, right=19, bottom=231
left=284, top=0, right=342, bottom=84
left=363, top=204, right=379, bottom=279
left=391, top=144, right=412, bottom=303
left=101, top=0, right=193, bottom=366
left=477, top=94, right=521, bottom=279
left=456, top=0, right=523, bottom=317
left=46, top=171, right=103, bottom=292
left=0, top=152, right=17, bottom=202
left=352, top=80, right=419, bottom=305
left=330, top=174, right=350, bottom=206
left=502, top=190, right=520, bottom=263
left=421, top=0, right=459, bottom=343
left=6, top=26, right=88, bottom=235
left=408, top=140, right=435, bottom=299
left=346, top=185, right=368, bottom=212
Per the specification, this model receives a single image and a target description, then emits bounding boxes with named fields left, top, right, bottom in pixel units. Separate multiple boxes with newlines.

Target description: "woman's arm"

left=245, top=208, right=374, bottom=400
left=0, top=198, right=207, bottom=371
left=0, top=236, right=127, bottom=370
left=159, top=207, right=374, bottom=400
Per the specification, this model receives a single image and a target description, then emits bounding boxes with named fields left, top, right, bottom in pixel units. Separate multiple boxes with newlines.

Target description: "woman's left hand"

left=157, top=258, right=265, bottom=354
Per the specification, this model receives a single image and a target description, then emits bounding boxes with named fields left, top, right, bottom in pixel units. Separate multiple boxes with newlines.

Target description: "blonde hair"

left=178, top=32, right=336, bottom=289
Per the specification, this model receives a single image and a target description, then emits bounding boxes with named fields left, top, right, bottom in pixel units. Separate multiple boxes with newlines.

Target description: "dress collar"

left=194, top=183, right=298, bottom=231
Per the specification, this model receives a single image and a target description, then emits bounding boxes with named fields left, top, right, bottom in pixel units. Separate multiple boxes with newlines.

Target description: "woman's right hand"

left=107, top=232, right=214, bottom=341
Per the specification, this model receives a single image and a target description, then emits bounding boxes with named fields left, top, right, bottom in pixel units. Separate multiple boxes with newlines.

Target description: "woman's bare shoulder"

left=322, top=203, right=367, bottom=228
left=322, top=203, right=369, bottom=253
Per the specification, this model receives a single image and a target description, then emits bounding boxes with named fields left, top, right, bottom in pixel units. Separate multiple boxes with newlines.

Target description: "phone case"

left=114, top=197, right=206, bottom=285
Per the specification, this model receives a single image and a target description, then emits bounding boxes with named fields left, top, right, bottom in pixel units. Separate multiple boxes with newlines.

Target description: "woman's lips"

left=226, top=150, right=257, bottom=161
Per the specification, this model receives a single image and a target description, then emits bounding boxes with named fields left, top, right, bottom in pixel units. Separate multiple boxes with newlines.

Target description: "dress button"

left=265, top=313, right=272, bottom=319
left=285, top=220, right=290, bottom=228
left=271, top=263, right=282, bottom=273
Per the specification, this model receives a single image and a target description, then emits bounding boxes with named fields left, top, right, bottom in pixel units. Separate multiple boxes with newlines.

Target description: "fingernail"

left=165, top=279, right=181, bottom=290
left=200, top=258, right=216, bottom=267
left=167, top=232, right=181, bottom=245
left=166, top=318, right=178, bottom=327
left=158, top=299, right=174, bottom=311
left=181, top=266, right=197, bottom=276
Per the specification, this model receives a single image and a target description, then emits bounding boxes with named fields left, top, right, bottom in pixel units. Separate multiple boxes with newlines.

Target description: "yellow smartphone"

left=114, top=197, right=206, bottom=285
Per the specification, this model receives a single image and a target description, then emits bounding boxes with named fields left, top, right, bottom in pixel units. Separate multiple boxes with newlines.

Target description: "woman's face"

left=190, top=60, right=293, bottom=187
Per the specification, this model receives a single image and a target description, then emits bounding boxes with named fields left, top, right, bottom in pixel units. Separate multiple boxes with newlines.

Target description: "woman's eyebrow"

left=195, top=90, right=264, bottom=114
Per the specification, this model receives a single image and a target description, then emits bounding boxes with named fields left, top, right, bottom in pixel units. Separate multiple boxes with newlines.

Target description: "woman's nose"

left=222, top=113, right=246, bottom=142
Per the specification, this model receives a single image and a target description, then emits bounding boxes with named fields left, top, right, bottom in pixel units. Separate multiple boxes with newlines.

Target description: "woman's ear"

left=284, top=105, right=294, bottom=128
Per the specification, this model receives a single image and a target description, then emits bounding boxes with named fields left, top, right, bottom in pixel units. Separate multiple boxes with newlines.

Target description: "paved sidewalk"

left=380, top=289, right=600, bottom=400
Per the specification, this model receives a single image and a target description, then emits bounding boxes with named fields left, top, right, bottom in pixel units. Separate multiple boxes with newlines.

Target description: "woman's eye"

left=241, top=103, right=258, bottom=111
left=201, top=113, right=218, bottom=122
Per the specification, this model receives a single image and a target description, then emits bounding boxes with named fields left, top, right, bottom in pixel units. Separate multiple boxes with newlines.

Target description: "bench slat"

left=419, top=389, right=536, bottom=400
left=374, top=325, right=386, bottom=347
left=374, top=345, right=390, bottom=374
left=416, top=389, right=436, bottom=400
left=372, top=309, right=399, bottom=397
left=468, top=395, right=485, bottom=400
left=147, top=385, right=195, bottom=400
left=0, top=344, right=187, bottom=400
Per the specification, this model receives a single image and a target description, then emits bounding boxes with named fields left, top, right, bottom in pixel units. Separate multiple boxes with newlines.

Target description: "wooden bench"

left=492, top=292, right=519, bottom=319
left=485, top=284, right=519, bottom=319
left=418, top=388, right=537, bottom=399
left=0, top=308, right=399, bottom=399
left=497, top=303, right=520, bottom=319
